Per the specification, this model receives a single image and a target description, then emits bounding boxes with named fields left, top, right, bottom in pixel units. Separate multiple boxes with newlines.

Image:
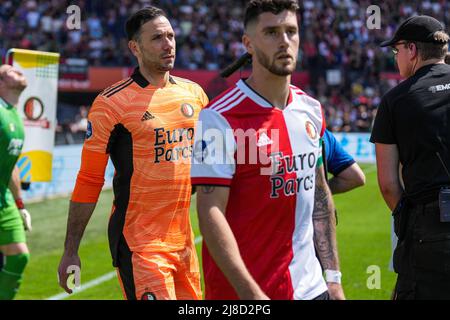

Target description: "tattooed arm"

left=313, top=166, right=345, bottom=300
left=197, top=185, right=269, bottom=300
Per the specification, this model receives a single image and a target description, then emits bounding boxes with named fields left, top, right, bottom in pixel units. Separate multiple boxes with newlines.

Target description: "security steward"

left=370, top=15, right=450, bottom=300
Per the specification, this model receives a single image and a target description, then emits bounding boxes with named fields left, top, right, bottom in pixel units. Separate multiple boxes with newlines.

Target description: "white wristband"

left=324, top=269, right=342, bottom=284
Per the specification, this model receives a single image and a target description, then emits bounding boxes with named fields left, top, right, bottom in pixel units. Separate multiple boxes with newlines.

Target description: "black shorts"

left=313, top=291, right=330, bottom=300
left=394, top=201, right=450, bottom=300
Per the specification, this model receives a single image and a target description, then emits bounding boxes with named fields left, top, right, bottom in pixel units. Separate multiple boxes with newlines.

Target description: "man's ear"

left=242, top=34, right=254, bottom=56
left=128, top=40, right=140, bottom=58
left=409, top=43, right=418, bottom=61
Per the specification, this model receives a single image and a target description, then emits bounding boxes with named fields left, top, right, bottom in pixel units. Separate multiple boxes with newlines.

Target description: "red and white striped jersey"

left=191, top=79, right=327, bottom=300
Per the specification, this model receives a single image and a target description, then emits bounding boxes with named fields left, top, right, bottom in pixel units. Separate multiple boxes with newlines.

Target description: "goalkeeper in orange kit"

left=57, top=6, right=208, bottom=300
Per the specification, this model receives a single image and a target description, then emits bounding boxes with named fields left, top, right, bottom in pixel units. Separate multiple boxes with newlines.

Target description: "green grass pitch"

left=15, top=163, right=396, bottom=300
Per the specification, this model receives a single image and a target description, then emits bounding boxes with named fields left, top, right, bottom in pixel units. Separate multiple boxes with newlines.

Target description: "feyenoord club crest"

left=305, top=121, right=318, bottom=140
left=22, top=96, right=50, bottom=129
left=180, top=103, right=194, bottom=118
left=24, top=97, right=44, bottom=121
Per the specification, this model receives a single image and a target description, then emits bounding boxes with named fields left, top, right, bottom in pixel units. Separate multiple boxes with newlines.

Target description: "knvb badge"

left=193, top=139, right=211, bottom=163
left=86, top=120, right=93, bottom=139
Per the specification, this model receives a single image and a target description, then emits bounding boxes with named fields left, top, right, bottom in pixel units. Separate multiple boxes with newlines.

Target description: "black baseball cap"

left=380, top=15, right=447, bottom=47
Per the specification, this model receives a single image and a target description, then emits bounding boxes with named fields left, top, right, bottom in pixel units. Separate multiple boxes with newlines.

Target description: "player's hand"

left=327, top=282, right=345, bottom=300
left=58, top=253, right=81, bottom=294
left=19, top=208, right=32, bottom=232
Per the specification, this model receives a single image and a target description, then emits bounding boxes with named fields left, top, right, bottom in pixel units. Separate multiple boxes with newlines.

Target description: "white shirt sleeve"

left=191, top=108, right=236, bottom=186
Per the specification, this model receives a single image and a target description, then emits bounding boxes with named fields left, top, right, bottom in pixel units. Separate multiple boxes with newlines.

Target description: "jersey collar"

left=0, top=97, right=13, bottom=109
left=131, top=67, right=177, bottom=88
left=236, top=79, right=293, bottom=108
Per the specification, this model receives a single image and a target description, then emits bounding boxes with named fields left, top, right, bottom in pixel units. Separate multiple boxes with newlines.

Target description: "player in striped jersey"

left=57, top=7, right=208, bottom=300
left=191, top=0, right=345, bottom=300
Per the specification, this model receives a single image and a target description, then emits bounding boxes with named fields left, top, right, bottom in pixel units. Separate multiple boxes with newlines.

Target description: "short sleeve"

left=323, top=130, right=334, bottom=165
left=197, top=86, right=210, bottom=108
left=370, top=97, right=396, bottom=144
left=317, top=137, right=324, bottom=168
left=191, top=109, right=236, bottom=186
left=319, top=104, right=326, bottom=138
left=324, top=130, right=356, bottom=176
left=83, top=96, right=121, bottom=154
left=302, top=95, right=326, bottom=167
left=316, top=105, right=326, bottom=168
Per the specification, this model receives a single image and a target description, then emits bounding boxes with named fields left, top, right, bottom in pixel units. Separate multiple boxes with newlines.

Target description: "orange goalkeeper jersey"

left=71, top=68, right=208, bottom=263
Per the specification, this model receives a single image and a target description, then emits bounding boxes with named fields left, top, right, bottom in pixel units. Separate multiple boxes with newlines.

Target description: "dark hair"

left=244, top=0, right=299, bottom=28
left=125, top=7, right=166, bottom=41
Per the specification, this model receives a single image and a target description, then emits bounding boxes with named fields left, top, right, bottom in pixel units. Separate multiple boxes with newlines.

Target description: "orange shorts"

left=116, top=243, right=202, bottom=300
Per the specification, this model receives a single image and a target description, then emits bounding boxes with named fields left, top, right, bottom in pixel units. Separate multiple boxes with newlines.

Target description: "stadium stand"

left=1, top=0, right=448, bottom=143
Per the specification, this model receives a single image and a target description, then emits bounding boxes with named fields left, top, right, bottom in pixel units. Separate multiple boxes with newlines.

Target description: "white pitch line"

left=46, top=236, right=203, bottom=300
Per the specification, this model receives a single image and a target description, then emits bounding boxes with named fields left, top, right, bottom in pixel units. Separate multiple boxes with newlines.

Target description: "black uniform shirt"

left=370, top=63, right=450, bottom=202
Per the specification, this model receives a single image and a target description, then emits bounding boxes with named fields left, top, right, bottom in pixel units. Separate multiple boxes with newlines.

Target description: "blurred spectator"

left=55, top=102, right=88, bottom=145
left=1, top=0, right=448, bottom=141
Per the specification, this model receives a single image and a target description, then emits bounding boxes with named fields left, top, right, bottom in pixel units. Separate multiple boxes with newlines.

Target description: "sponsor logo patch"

left=7, top=138, right=23, bottom=156
left=256, top=132, right=273, bottom=147
left=141, top=110, right=155, bottom=121
left=429, top=83, right=450, bottom=93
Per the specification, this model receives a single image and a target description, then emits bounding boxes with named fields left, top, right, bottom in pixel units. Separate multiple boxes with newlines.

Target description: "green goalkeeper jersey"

left=0, top=97, right=24, bottom=209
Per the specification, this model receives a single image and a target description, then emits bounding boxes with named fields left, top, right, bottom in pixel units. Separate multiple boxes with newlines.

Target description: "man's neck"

left=246, top=66, right=291, bottom=110
left=0, top=91, right=21, bottom=107
left=139, top=65, right=170, bottom=88
left=412, top=58, right=445, bottom=75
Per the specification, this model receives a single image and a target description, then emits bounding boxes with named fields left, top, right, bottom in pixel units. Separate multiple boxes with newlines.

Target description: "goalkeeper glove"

left=15, top=198, right=32, bottom=232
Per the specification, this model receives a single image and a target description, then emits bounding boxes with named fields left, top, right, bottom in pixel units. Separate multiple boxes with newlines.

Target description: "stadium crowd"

left=0, top=0, right=449, bottom=142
